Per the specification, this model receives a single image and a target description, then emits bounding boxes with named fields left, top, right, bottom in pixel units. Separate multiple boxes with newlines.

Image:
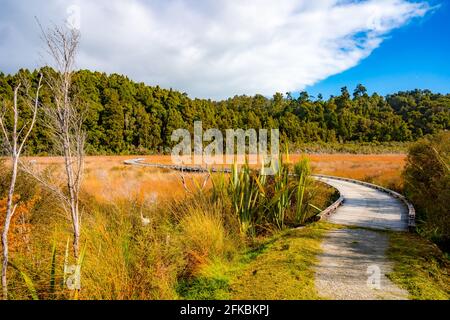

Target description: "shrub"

left=403, top=132, right=450, bottom=252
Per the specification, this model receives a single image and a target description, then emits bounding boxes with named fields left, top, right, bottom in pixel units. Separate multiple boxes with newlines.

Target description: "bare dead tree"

left=0, top=73, right=43, bottom=300
left=29, top=23, right=85, bottom=259
left=178, top=168, right=211, bottom=195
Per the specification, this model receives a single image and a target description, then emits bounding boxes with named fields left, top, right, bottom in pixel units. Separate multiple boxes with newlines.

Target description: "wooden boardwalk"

left=314, top=177, right=410, bottom=299
left=316, top=177, right=409, bottom=231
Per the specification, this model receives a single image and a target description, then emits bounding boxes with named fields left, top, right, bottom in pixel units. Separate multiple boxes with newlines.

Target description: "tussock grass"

left=179, top=206, right=241, bottom=277
left=74, top=195, right=243, bottom=300
left=1, top=159, right=243, bottom=300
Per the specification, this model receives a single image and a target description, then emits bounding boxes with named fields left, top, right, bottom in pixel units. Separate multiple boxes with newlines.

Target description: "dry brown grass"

left=296, top=154, right=406, bottom=189
left=1, top=153, right=406, bottom=300
left=20, top=154, right=406, bottom=197
left=19, top=156, right=213, bottom=203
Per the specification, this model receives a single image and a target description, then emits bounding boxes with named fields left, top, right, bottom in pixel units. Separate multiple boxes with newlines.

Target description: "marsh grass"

left=3, top=155, right=448, bottom=300
left=0, top=156, right=334, bottom=300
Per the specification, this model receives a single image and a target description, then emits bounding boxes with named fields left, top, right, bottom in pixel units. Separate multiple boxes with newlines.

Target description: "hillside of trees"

left=0, top=68, right=449, bottom=155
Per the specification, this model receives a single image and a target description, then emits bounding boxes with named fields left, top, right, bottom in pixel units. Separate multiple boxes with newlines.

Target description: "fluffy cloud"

left=0, top=0, right=430, bottom=99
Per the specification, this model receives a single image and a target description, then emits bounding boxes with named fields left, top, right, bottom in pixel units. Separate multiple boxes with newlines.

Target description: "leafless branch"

left=1, top=74, right=41, bottom=300
left=34, top=21, right=85, bottom=259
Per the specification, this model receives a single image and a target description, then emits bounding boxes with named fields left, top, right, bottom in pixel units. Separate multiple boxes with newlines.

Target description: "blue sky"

left=307, top=0, right=450, bottom=98
left=0, top=0, right=446, bottom=99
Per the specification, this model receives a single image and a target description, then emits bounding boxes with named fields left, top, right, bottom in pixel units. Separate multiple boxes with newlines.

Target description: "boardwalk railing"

left=313, top=189, right=345, bottom=222
left=123, top=159, right=231, bottom=173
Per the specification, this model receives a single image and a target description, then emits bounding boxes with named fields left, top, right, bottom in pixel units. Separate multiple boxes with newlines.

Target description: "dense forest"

left=0, top=68, right=449, bottom=155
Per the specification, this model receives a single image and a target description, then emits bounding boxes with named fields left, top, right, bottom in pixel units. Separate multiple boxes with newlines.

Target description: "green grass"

left=178, top=222, right=339, bottom=300
left=387, top=232, right=450, bottom=300
left=176, top=236, right=278, bottom=300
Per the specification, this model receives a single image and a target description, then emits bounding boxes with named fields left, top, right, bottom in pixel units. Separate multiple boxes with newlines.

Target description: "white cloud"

left=0, top=0, right=430, bottom=99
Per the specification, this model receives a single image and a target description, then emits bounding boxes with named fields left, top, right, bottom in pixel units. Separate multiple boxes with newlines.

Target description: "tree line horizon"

left=0, top=68, right=449, bottom=155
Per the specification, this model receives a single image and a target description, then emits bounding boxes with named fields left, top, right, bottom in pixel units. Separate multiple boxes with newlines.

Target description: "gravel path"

left=315, top=228, right=408, bottom=300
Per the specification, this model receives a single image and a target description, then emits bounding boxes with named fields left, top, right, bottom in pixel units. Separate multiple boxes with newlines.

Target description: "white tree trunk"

left=37, top=24, right=84, bottom=261
left=1, top=157, right=18, bottom=300
left=0, top=74, right=41, bottom=299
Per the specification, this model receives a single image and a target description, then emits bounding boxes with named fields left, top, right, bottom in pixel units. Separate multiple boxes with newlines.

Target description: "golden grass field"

left=302, top=154, right=406, bottom=188
left=22, top=153, right=406, bottom=204
left=3, top=152, right=448, bottom=301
